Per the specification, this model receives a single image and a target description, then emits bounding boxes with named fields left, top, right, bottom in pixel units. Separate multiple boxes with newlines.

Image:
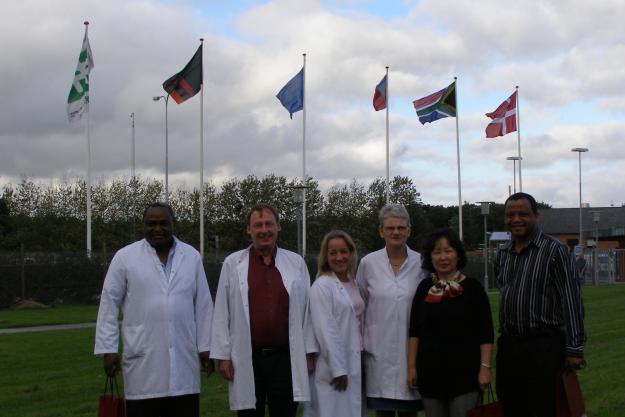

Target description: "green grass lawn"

left=0, top=304, right=98, bottom=329
left=0, top=285, right=624, bottom=416
left=487, top=285, right=625, bottom=417
left=0, top=328, right=230, bottom=417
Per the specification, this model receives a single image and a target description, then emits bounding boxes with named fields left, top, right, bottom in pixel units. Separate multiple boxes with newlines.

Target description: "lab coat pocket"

left=122, top=324, right=146, bottom=359
left=180, top=322, right=197, bottom=352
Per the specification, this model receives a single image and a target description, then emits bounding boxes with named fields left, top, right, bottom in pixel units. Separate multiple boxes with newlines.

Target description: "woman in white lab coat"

left=357, top=205, right=426, bottom=417
left=306, top=230, right=365, bottom=417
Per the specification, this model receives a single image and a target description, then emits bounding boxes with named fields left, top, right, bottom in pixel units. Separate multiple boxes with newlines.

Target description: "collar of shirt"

left=384, top=245, right=418, bottom=266
left=161, top=238, right=177, bottom=280
left=249, top=245, right=277, bottom=267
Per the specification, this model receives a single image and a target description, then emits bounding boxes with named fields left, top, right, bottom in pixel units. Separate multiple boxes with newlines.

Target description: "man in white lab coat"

left=211, top=204, right=311, bottom=417
left=94, top=202, right=214, bottom=417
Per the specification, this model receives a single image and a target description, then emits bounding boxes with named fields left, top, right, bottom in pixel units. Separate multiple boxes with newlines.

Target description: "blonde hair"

left=317, top=230, right=358, bottom=278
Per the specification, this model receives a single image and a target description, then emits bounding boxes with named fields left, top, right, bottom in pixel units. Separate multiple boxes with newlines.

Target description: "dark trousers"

left=496, top=331, right=565, bottom=417
left=125, top=393, right=199, bottom=417
left=237, top=347, right=297, bottom=417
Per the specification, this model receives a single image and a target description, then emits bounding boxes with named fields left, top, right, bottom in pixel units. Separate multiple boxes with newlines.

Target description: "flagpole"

left=454, top=76, right=463, bottom=240
left=87, top=95, right=92, bottom=257
left=130, top=112, right=135, bottom=179
left=302, top=53, right=307, bottom=259
left=130, top=111, right=136, bottom=241
left=385, top=66, right=390, bottom=204
left=165, top=94, right=169, bottom=201
left=516, top=85, right=522, bottom=192
left=199, top=39, right=205, bottom=259
left=84, top=21, right=92, bottom=258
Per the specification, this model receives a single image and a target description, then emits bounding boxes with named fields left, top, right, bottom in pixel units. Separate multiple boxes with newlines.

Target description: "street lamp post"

left=130, top=112, right=136, bottom=241
left=591, top=210, right=601, bottom=286
left=506, top=156, right=522, bottom=193
left=477, top=201, right=494, bottom=293
left=571, top=147, right=589, bottom=245
left=289, top=185, right=308, bottom=257
left=130, top=112, right=136, bottom=179
left=153, top=95, right=170, bottom=201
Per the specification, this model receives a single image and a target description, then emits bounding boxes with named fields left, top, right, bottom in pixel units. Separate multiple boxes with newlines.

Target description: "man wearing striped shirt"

left=494, top=192, right=585, bottom=417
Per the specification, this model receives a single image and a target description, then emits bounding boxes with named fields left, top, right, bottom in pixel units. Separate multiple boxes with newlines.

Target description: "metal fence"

left=1, top=248, right=622, bottom=308
left=580, top=248, right=625, bottom=285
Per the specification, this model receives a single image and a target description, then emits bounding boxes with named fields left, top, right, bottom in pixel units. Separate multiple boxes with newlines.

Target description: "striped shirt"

left=494, top=228, right=586, bottom=357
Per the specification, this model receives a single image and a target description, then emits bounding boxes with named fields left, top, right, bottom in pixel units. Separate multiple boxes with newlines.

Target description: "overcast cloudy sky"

left=2, top=0, right=624, bottom=208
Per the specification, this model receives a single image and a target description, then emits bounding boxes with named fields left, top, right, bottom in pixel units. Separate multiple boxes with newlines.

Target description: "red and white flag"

left=485, top=91, right=517, bottom=138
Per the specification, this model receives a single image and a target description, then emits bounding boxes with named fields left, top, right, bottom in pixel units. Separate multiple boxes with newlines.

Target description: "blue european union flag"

left=276, top=67, right=304, bottom=119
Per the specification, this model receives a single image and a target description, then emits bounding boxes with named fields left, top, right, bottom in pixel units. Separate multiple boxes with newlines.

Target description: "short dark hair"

left=505, top=192, right=538, bottom=214
left=421, top=228, right=467, bottom=274
left=246, top=204, right=280, bottom=225
left=142, top=202, right=176, bottom=224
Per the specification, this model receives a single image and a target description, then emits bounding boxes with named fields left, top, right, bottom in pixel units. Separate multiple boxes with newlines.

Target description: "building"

left=538, top=206, right=625, bottom=249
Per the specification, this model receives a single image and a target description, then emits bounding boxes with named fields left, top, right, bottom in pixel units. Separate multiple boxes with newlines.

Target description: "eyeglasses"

left=383, top=226, right=409, bottom=233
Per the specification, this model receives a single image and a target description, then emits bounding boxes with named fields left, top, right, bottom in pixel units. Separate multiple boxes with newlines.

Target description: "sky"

left=2, top=0, right=625, bottom=208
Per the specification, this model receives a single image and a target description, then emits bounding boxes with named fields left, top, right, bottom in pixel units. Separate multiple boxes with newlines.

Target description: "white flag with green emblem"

left=67, top=28, right=94, bottom=122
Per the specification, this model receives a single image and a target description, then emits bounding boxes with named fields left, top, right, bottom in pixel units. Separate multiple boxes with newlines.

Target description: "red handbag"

left=555, top=369, right=586, bottom=417
left=98, top=376, right=126, bottom=417
left=466, top=385, right=504, bottom=417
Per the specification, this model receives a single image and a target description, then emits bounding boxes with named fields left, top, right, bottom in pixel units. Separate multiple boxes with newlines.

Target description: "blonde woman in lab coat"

left=305, top=230, right=365, bottom=417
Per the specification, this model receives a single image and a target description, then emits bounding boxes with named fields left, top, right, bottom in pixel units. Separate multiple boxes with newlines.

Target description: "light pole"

left=289, top=185, right=308, bottom=257
left=571, top=147, right=589, bottom=245
left=592, top=211, right=601, bottom=247
left=506, top=156, right=522, bottom=193
left=130, top=112, right=136, bottom=179
left=477, top=201, right=494, bottom=293
left=130, top=112, right=136, bottom=241
left=153, top=95, right=170, bottom=201
left=591, top=210, right=601, bottom=286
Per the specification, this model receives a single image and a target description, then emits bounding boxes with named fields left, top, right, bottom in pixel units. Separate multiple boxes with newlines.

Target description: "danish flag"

left=485, top=91, right=517, bottom=138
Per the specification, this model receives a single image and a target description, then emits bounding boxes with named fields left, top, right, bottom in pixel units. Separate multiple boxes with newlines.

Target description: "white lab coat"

left=356, top=247, right=425, bottom=400
left=304, top=273, right=363, bottom=417
left=210, top=246, right=311, bottom=410
left=94, top=238, right=213, bottom=400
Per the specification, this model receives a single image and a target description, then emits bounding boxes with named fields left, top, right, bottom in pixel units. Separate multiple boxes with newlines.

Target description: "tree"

left=321, top=180, right=370, bottom=250
left=0, top=196, right=13, bottom=249
left=0, top=174, right=521, bottom=256
left=364, top=176, right=424, bottom=251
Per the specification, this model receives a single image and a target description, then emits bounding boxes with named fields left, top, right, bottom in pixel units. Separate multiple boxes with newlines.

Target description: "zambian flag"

left=412, top=81, right=457, bottom=125
left=67, top=27, right=94, bottom=123
left=162, top=45, right=202, bottom=104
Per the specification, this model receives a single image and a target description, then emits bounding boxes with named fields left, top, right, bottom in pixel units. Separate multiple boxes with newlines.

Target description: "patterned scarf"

left=424, top=271, right=465, bottom=303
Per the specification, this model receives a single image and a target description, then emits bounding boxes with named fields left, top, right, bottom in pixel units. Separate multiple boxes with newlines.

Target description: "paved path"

left=0, top=322, right=96, bottom=334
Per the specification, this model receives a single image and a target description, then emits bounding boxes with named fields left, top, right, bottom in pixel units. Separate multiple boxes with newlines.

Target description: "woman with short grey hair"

left=357, top=204, right=426, bottom=417
left=378, top=204, right=411, bottom=228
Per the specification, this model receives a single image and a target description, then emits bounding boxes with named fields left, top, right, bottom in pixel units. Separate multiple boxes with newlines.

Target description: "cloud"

left=1, top=0, right=624, bottom=210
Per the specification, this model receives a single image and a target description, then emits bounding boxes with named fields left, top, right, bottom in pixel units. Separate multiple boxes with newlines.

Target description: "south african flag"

left=412, top=81, right=456, bottom=125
